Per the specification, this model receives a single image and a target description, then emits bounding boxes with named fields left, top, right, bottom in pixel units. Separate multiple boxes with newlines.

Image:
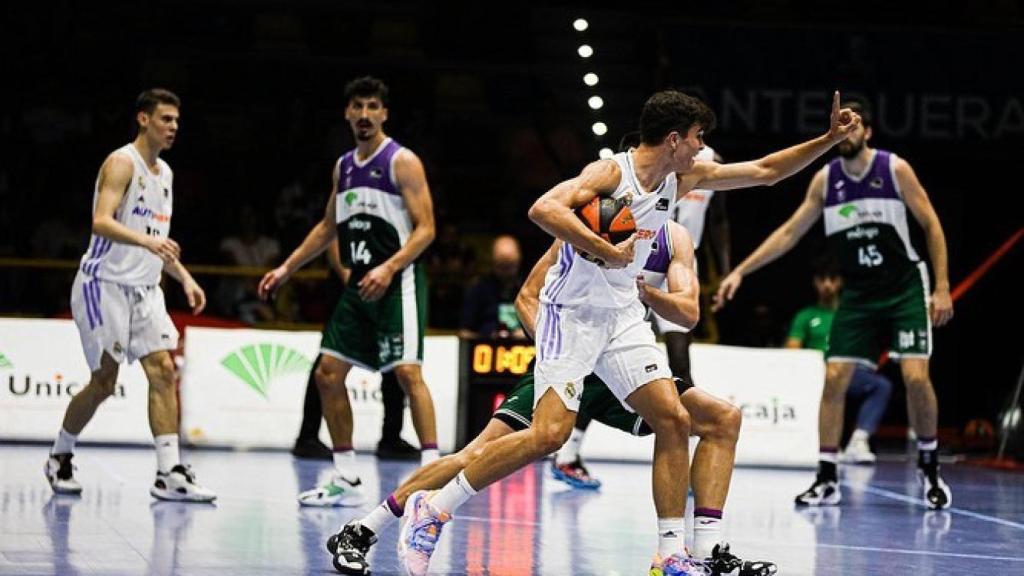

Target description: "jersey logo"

left=656, top=197, right=670, bottom=211
left=810, top=318, right=821, bottom=328
left=870, top=177, right=884, bottom=189
left=137, top=195, right=145, bottom=204
left=163, top=187, right=169, bottom=198
left=564, top=382, right=577, bottom=400
left=137, top=176, right=146, bottom=190
left=838, top=204, right=858, bottom=218
left=645, top=363, right=658, bottom=373
left=370, top=167, right=384, bottom=179
left=344, top=191, right=358, bottom=206
left=636, top=229, right=657, bottom=240
left=621, top=190, right=635, bottom=206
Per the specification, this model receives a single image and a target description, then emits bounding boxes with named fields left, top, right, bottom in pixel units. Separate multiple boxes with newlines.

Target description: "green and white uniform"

left=321, top=138, right=428, bottom=371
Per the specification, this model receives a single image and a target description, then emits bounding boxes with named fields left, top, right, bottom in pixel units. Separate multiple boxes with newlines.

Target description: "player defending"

left=258, top=76, right=439, bottom=506
left=44, top=88, right=215, bottom=502
left=392, top=90, right=858, bottom=575
left=715, top=100, right=954, bottom=509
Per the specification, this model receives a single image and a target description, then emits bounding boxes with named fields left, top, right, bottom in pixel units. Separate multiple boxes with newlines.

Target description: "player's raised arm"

left=528, top=160, right=634, bottom=269
left=637, top=222, right=700, bottom=329
left=92, top=153, right=181, bottom=263
left=258, top=169, right=340, bottom=300
left=713, top=169, right=827, bottom=311
left=514, top=240, right=562, bottom=339
left=685, top=91, right=860, bottom=192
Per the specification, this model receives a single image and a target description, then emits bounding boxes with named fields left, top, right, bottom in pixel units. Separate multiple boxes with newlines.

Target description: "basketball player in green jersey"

left=259, top=77, right=439, bottom=506
left=715, top=101, right=954, bottom=510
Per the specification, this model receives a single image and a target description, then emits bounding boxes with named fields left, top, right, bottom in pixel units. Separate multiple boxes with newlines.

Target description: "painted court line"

left=858, top=484, right=1024, bottom=531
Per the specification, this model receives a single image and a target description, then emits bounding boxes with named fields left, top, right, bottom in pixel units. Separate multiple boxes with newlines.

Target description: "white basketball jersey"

left=671, top=146, right=716, bottom=248
left=79, top=143, right=173, bottom=286
left=540, top=150, right=678, bottom=309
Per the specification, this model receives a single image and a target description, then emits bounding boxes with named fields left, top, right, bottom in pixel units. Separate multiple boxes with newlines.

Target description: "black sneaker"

left=704, top=543, right=777, bottom=575
left=918, top=468, right=952, bottom=510
left=291, top=437, right=332, bottom=460
left=794, top=478, right=840, bottom=507
left=375, top=438, right=419, bottom=461
left=327, top=521, right=377, bottom=575
left=44, top=453, right=82, bottom=495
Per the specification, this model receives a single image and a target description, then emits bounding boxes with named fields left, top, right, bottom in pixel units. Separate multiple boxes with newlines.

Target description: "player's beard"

left=837, top=136, right=865, bottom=159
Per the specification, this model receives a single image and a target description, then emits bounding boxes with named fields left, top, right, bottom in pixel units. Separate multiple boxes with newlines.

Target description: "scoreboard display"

left=458, top=339, right=535, bottom=445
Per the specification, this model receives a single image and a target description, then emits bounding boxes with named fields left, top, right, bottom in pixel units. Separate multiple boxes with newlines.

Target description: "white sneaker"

left=297, top=474, right=366, bottom=507
left=150, top=464, right=217, bottom=502
left=918, top=469, right=952, bottom=510
left=794, top=478, right=841, bottom=507
left=841, top=435, right=876, bottom=464
left=44, top=453, right=82, bottom=495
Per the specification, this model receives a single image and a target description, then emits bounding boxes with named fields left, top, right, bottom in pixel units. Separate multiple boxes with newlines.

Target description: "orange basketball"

left=575, top=196, right=635, bottom=245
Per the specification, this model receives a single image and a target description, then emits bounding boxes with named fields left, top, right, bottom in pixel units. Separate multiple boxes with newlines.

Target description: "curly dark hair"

left=344, top=76, right=389, bottom=107
left=639, top=91, right=716, bottom=145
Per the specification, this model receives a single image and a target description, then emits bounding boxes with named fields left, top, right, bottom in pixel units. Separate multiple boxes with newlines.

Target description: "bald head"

left=492, top=235, right=521, bottom=280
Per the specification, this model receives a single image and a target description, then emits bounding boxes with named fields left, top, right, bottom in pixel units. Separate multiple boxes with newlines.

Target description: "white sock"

left=154, top=434, right=180, bottom=474
left=555, top=427, right=586, bottom=465
left=657, top=517, right=686, bottom=557
left=52, top=428, right=77, bottom=455
left=421, top=449, right=440, bottom=466
left=431, top=470, right=477, bottom=514
left=360, top=501, right=399, bottom=534
left=332, top=449, right=359, bottom=482
left=918, top=439, right=938, bottom=452
left=692, top=515, right=723, bottom=559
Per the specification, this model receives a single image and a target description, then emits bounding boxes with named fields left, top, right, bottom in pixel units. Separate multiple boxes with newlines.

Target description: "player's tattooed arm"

left=92, top=152, right=181, bottom=263
left=684, top=91, right=860, bottom=192
left=529, top=160, right=635, bottom=269
left=515, top=240, right=561, bottom=340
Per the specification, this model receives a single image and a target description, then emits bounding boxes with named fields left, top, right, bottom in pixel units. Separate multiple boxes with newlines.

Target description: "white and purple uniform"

left=534, top=150, right=677, bottom=411
left=70, top=143, right=179, bottom=371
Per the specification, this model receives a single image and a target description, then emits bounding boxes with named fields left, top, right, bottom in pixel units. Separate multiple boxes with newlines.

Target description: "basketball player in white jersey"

left=552, top=143, right=731, bottom=490
left=45, top=89, right=215, bottom=502
left=393, top=91, right=859, bottom=575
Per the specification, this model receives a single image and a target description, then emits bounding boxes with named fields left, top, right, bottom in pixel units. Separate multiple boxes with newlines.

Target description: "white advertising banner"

left=180, top=327, right=459, bottom=453
left=0, top=318, right=153, bottom=444
left=579, top=343, right=826, bottom=468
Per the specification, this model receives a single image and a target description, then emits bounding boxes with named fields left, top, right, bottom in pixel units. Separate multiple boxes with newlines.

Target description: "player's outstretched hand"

left=827, top=90, right=861, bottom=142
left=258, top=265, right=290, bottom=301
left=146, top=236, right=181, bottom=263
left=930, top=288, right=954, bottom=327
left=712, top=270, right=743, bottom=312
left=358, top=262, right=396, bottom=302
left=604, top=234, right=636, bottom=269
left=183, top=279, right=206, bottom=315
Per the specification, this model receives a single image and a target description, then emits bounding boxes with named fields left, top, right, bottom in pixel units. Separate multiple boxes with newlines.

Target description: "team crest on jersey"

left=345, top=191, right=358, bottom=206
left=370, top=167, right=384, bottom=179
left=869, top=177, right=884, bottom=189
left=564, top=382, right=577, bottom=400
left=137, top=176, right=146, bottom=190
left=621, top=190, right=634, bottom=207
left=656, top=197, right=670, bottom=211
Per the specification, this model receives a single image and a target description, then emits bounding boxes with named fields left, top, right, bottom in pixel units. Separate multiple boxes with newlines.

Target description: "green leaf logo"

left=345, top=191, right=358, bottom=206
left=838, top=204, right=858, bottom=218
left=220, top=344, right=312, bottom=398
left=0, top=351, right=11, bottom=369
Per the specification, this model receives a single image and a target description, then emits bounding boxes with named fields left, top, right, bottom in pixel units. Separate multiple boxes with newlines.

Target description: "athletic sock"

left=359, top=495, right=402, bottom=534
left=332, top=446, right=359, bottom=482
left=555, top=427, right=586, bottom=465
left=917, top=437, right=939, bottom=478
left=431, top=470, right=477, bottom=514
left=421, top=443, right=439, bottom=466
left=692, top=508, right=724, bottom=559
left=818, top=448, right=839, bottom=482
left=154, top=434, right=180, bottom=474
left=52, top=428, right=77, bottom=455
left=657, top=517, right=686, bottom=558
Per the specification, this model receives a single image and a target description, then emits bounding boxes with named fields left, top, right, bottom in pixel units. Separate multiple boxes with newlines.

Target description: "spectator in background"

left=425, top=221, right=475, bottom=329
left=785, top=257, right=892, bottom=464
left=459, top=235, right=525, bottom=340
left=216, top=205, right=280, bottom=323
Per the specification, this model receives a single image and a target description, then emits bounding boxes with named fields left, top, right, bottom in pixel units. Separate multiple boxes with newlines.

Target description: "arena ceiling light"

left=577, top=44, right=593, bottom=58
left=598, top=147, right=614, bottom=159
left=588, top=96, right=604, bottom=110
left=583, top=73, right=599, bottom=87
left=592, top=122, right=608, bottom=136
left=573, top=18, right=589, bottom=32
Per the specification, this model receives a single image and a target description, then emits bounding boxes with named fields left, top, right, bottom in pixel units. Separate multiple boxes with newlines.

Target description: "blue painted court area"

left=1, top=444, right=1022, bottom=575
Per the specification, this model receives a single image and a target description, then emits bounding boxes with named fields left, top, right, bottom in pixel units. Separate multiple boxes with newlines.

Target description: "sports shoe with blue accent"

left=650, top=552, right=712, bottom=575
left=551, top=457, right=602, bottom=490
left=398, top=490, right=451, bottom=576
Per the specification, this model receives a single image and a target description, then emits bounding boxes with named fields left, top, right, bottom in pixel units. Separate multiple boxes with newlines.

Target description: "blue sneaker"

left=397, top=490, right=451, bottom=576
left=551, top=458, right=601, bottom=490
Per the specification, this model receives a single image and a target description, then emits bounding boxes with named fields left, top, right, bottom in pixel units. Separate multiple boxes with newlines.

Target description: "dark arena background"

left=1, top=2, right=1022, bottom=575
